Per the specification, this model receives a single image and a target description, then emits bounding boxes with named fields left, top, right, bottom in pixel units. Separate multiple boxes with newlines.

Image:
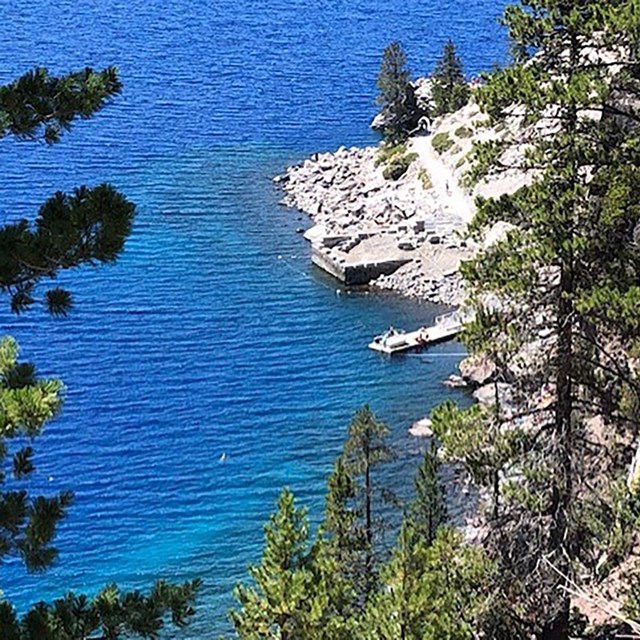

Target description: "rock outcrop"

left=276, top=143, right=472, bottom=305
left=275, top=93, right=535, bottom=305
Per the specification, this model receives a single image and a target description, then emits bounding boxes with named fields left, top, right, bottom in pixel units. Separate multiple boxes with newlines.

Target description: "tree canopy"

left=375, top=42, right=424, bottom=142
left=376, top=42, right=411, bottom=109
left=233, top=3, right=640, bottom=637
left=0, top=66, right=200, bottom=638
left=431, top=39, right=469, bottom=116
left=0, top=67, right=135, bottom=316
left=432, top=1, right=640, bottom=636
left=231, top=407, right=492, bottom=639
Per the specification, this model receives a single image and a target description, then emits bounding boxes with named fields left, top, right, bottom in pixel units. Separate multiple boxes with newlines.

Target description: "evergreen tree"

left=377, top=42, right=411, bottom=109
left=0, top=337, right=67, bottom=571
left=1, top=580, right=200, bottom=640
left=231, top=409, right=396, bottom=637
left=322, top=457, right=368, bottom=612
left=433, top=2, right=640, bottom=637
left=231, top=489, right=312, bottom=637
left=358, top=522, right=428, bottom=640
left=408, top=443, right=447, bottom=546
left=0, top=337, right=200, bottom=638
left=431, top=39, right=469, bottom=116
left=357, top=447, right=451, bottom=640
left=376, top=42, right=421, bottom=142
left=359, top=527, right=493, bottom=640
left=231, top=418, right=494, bottom=639
left=231, top=489, right=352, bottom=640
left=0, top=67, right=135, bottom=315
left=0, top=67, right=121, bottom=144
left=0, top=66, right=199, bottom=637
left=340, top=406, right=394, bottom=599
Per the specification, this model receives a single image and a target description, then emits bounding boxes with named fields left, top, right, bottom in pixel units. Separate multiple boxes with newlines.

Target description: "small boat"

left=369, top=311, right=464, bottom=355
left=369, top=327, right=418, bottom=355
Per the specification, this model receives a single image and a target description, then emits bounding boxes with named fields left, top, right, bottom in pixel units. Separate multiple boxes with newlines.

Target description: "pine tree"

left=0, top=337, right=200, bottom=639
left=433, top=2, right=640, bottom=637
left=322, top=456, right=368, bottom=610
left=408, top=443, right=447, bottom=546
left=231, top=489, right=353, bottom=640
left=231, top=409, right=396, bottom=637
left=376, top=42, right=421, bottom=142
left=359, top=527, right=493, bottom=640
left=0, top=66, right=199, bottom=637
left=0, top=67, right=134, bottom=315
left=0, top=67, right=121, bottom=144
left=431, top=39, right=469, bottom=116
left=357, top=446, right=450, bottom=640
left=0, top=337, right=67, bottom=571
left=341, top=406, right=394, bottom=599
left=2, top=580, right=200, bottom=640
left=231, top=489, right=313, bottom=638
left=231, top=413, right=501, bottom=638
left=358, top=522, right=428, bottom=640
left=377, top=42, right=411, bottom=109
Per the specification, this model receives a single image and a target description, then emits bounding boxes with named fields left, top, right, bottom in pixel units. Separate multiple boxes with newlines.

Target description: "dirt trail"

left=410, top=135, right=476, bottom=224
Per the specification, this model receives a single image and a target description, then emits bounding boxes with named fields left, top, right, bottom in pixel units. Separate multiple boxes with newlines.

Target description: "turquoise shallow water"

left=0, top=1, right=507, bottom=635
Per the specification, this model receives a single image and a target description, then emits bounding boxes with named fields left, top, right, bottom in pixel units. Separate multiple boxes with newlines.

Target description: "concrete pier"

left=311, top=244, right=411, bottom=286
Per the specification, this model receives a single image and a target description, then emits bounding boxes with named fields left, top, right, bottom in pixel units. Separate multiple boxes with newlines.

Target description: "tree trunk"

left=544, top=33, right=579, bottom=637
left=545, top=197, right=575, bottom=640
left=365, top=459, right=372, bottom=548
left=364, top=439, right=373, bottom=600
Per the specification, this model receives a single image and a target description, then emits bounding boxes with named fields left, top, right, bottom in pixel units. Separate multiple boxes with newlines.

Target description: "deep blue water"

left=0, top=1, right=507, bottom=636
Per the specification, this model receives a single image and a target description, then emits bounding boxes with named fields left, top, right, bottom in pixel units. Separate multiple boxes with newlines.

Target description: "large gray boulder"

left=459, top=354, right=497, bottom=387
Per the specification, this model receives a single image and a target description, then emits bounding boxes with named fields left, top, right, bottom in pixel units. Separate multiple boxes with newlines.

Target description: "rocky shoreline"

left=275, top=139, right=475, bottom=306
left=273, top=118, right=539, bottom=552
left=274, top=133, right=539, bottom=419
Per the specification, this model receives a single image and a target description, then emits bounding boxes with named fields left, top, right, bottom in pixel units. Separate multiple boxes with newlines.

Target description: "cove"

left=0, top=0, right=507, bottom=634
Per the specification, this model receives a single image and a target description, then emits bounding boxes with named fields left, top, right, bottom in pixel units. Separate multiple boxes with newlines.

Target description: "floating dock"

left=369, top=311, right=464, bottom=355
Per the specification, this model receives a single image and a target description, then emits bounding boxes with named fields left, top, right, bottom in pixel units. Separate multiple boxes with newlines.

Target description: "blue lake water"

left=0, top=0, right=507, bottom=635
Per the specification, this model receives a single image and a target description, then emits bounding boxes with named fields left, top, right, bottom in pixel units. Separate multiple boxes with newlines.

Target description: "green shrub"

left=455, top=155, right=468, bottom=169
left=418, top=167, right=432, bottom=189
left=461, top=170, right=479, bottom=189
left=383, top=151, right=418, bottom=180
left=474, top=118, right=492, bottom=130
left=431, top=132, right=454, bottom=155
left=454, top=126, right=472, bottom=139
left=375, top=142, right=405, bottom=167
left=376, top=140, right=417, bottom=181
left=576, top=481, right=640, bottom=577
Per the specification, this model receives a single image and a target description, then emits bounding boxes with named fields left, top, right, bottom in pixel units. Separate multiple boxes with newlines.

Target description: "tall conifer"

left=431, top=39, right=469, bottom=116
left=433, top=2, right=640, bottom=636
left=376, top=42, right=420, bottom=141
left=408, top=443, right=448, bottom=546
